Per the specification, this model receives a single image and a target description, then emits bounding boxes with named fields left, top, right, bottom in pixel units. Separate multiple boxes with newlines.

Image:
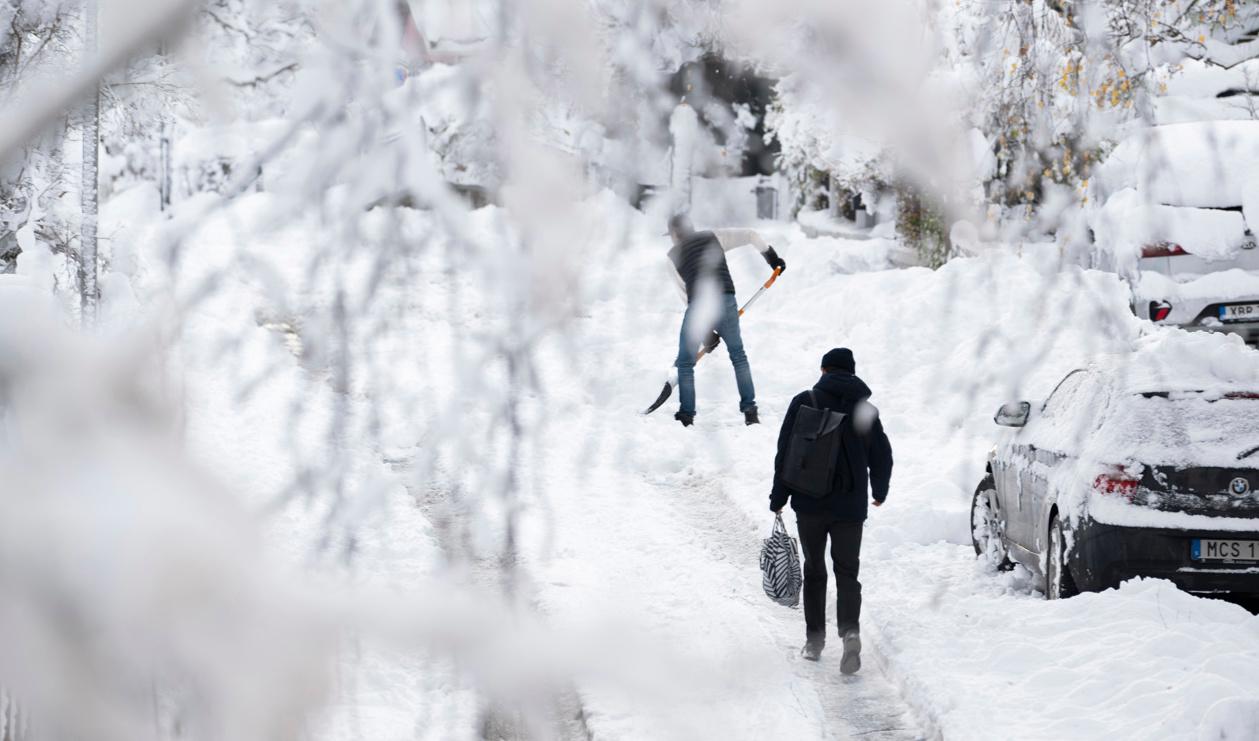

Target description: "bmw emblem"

left=1229, top=477, right=1251, bottom=496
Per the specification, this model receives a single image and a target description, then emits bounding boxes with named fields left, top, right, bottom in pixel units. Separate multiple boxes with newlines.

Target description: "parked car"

left=1131, top=227, right=1259, bottom=346
left=1090, top=122, right=1259, bottom=345
left=971, top=363, right=1259, bottom=599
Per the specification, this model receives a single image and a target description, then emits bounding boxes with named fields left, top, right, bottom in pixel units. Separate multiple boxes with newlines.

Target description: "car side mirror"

left=994, top=401, right=1031, bottom=427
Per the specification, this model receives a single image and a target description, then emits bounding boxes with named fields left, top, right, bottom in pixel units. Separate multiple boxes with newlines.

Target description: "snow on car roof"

left=1085, top=330, right=1259, bottom=397
left=1093, top=121, right=1259, bottom=209
left=1023, top=333, right=1259, bottom=468
left=1093, top=188, right=1250, bottom=263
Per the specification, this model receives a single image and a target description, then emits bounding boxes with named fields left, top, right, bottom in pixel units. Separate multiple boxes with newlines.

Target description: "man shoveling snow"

left=665, top=214, right=786, bottom=427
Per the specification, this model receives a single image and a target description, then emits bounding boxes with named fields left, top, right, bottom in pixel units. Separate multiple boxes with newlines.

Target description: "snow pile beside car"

left=868, top=564, right=1259, bottom=741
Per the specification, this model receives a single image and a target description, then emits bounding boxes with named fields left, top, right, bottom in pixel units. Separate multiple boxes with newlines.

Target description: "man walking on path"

left=770, top=348, right=893, bottom=672
left=666, top=214, right=786, bottom=427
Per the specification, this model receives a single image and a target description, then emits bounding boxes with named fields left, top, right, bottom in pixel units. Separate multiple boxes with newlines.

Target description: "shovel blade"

left=642, top=381, right=674, bottom=415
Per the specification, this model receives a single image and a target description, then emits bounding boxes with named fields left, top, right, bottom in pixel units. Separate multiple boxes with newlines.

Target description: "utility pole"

left=80, top=0, right=99, bottom=327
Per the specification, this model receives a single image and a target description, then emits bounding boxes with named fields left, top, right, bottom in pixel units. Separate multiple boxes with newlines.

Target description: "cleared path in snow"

left=660, top=469, right=922, bottom=740
left=520, top=416, right=925, bottom=741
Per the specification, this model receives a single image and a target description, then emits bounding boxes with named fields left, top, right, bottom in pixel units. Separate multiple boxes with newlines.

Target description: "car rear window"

left=1100, top=393, right=1259, bottom=467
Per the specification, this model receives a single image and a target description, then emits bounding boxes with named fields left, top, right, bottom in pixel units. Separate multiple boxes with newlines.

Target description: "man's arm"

left=713, top=228, right=770, bottom=254
left=770, top=393, right=803, bottom=512
left=867, top=416, right=893, bottom=504
left=714, top=228, right=786, bottom=273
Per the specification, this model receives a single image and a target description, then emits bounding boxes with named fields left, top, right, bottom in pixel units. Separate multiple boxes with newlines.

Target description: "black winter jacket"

left=770, top=371, right=893, bottom=521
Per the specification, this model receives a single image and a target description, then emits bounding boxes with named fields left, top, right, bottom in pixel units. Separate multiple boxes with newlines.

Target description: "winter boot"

left=840, top=629, right=861, bottom=675
left=674, top=411, right=694, bottom=427
left=744, top=408, right=759, bottom=426
left=801, top=635, right=824, bottom=662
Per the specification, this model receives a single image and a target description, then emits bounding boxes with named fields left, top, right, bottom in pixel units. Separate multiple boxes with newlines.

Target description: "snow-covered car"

left=1091, top=122, right=1259, bottom=345
left=971, top=363, right=1259, bottom=600
left=1134, top=234, right=1259, bottom=345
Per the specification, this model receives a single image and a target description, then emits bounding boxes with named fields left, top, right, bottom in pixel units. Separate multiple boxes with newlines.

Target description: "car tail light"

left=1094, top=472, right=1140, bottom=499
left=1224, top=392, right=1259, bottom=400
left=1141, top=242, right=1189, bottom=259
left=1149, top=301, right=1173, bottom=322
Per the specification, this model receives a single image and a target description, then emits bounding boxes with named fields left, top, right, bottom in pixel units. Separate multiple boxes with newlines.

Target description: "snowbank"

left=870, top=569, right=1259, bottom=740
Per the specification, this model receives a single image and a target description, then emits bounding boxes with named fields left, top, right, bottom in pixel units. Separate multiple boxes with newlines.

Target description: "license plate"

left=1192, top=538, right=1259, bottom=562
left=1219, top=303, right=1259, bottom=322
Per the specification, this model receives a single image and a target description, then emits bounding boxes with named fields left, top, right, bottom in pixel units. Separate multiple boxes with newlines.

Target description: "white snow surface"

left=1094, top=121, right=1259, bottom=209
left=89, top=184, right=1259, bottom=740
left=1093, top=189, right=1250, bottom=264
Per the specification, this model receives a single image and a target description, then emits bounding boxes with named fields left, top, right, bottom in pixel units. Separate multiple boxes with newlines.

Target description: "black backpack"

left=781, top=390, right=851, bottom=498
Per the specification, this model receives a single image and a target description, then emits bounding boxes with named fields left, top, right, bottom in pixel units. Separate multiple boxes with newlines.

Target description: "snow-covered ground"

left=102, top=186, right=1259, bottom=740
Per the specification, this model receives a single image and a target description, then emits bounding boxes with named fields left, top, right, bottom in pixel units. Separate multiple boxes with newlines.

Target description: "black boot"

left=801, top=634, right=824, bottom=662
left=674, top=411, right=694, bottom=427
left=840, top=629, right=862, bottom=675
left=744, top=408, right=759, bottom=425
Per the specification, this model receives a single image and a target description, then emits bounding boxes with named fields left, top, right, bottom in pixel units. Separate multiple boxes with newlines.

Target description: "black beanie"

left=821, top=347, right=855, bottom=374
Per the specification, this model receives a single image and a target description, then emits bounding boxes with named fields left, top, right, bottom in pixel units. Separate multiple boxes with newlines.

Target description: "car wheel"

left=1045, top=513, right=1079, bottom=600
left=971, top=475, right=1012, bottom=571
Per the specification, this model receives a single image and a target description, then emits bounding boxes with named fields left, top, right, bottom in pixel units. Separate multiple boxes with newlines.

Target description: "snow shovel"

left=642, top=266, right=783, bottom=415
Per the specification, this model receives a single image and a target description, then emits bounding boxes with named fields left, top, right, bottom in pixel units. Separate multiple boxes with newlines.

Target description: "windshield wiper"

left=1238, top=443, right=1259, bottom=461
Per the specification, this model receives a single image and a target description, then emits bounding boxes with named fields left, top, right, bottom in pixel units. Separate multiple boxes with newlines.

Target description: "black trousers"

left=796, top=512, right=864, bottom=638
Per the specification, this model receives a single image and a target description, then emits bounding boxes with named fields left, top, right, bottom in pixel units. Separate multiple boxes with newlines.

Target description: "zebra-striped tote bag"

left=760, top=513, right=801, bottom=608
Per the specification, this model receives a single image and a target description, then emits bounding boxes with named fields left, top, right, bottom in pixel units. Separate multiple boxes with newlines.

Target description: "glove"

left=701, top=330, right=721, bottom=354
left=763, top=246, right=786, bottom=274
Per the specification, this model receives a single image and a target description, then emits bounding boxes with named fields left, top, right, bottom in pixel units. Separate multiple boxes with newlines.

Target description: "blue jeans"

left=676, top=293, right=757, bottom=416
